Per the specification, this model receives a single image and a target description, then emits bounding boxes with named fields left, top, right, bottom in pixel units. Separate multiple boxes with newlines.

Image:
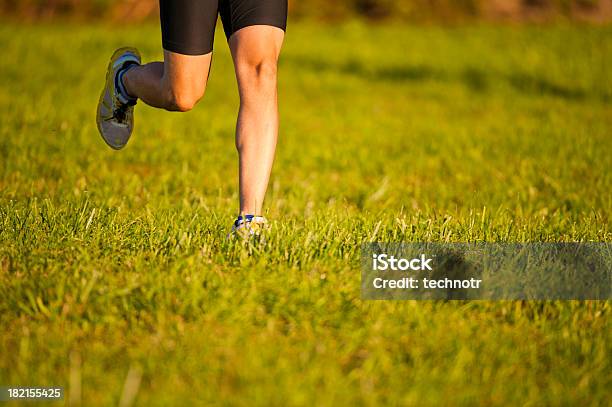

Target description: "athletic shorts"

left=159, top=0, right=288, bottom=55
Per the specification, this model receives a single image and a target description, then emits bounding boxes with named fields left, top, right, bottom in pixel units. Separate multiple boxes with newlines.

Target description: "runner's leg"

left=123, top=0, right=218, bottom=112
left=229, top=25, right=285, bottom=215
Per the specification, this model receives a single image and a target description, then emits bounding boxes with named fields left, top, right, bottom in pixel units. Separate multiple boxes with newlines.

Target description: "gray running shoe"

left=228, top=215, right=268, bottom=239
left=96, top=47, right=141, bottom=150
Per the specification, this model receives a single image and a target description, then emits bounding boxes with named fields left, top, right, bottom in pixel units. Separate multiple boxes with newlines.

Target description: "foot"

left=228, top=215, right=267, bottom=239
left=96, top=47, right=141, bottom=150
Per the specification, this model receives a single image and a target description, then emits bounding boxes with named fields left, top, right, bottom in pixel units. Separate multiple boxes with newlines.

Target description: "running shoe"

left=96, top=47, right=141, bottom=150
left=228, top=215, right=268, bottom=239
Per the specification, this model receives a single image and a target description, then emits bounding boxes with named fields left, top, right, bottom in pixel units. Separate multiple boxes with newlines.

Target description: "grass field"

left=0, top=21, right=611, bottom=405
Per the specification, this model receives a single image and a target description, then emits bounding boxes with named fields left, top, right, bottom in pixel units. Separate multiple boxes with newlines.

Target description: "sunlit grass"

left=0, top=22, right=610, bottom=405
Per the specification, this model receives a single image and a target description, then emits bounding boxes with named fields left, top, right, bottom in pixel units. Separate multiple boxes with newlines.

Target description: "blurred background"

left=1, top=0, right=611, bottom=22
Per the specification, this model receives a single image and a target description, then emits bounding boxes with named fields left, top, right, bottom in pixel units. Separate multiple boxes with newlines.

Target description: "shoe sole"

left=96, top=47, right=140, bottom=150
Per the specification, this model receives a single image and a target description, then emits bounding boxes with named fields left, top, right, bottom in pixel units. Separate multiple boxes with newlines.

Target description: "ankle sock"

left=115, top=62, right=138, bottom=105
left=234, top=215, right=255, bottom=228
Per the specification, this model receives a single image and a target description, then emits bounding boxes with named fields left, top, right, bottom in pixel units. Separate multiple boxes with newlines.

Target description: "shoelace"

left=113, top=103, right=129, bottom=123
left=112, top=104, right=129, bottom=123
left=102, top=102, right=129, bottom=124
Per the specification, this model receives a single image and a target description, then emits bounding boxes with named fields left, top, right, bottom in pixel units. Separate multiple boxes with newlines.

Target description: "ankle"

left=121, top=65, right=137, bottom=97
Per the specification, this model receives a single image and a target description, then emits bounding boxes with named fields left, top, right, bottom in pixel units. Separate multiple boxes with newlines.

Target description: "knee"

left=237, top=57, right=278, bottom=86
left=165, top=84, right=205, bottom=112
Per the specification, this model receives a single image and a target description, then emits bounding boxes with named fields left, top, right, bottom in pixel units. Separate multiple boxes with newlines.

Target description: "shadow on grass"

left=284, top=56, right=609, bottom=102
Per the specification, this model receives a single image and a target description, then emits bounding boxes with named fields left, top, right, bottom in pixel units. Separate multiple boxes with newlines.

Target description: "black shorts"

left=160, top=0, right=288, bottom=55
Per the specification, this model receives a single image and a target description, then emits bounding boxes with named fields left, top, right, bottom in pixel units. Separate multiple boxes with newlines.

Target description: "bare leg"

left=123, top=50, right=212, bottom=112
left=230, top=26, right=285, bottom=215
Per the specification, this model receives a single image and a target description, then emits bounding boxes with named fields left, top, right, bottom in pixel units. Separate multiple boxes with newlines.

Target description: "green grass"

left=0, top=21, right=611, bottom=406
